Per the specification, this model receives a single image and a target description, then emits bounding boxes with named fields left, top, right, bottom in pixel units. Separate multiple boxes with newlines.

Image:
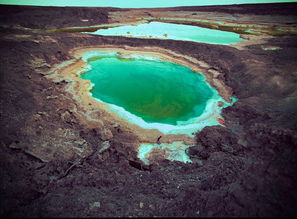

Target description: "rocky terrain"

left=0, top=3, right=297, bottom=217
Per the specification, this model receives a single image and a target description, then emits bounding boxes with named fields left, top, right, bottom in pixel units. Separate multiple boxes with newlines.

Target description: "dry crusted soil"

left=0, top=3, right=297, bottom=217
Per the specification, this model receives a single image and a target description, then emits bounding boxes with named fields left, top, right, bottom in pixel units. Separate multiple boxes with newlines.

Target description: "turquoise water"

left=79, top=51, right=235, bottom=137
left=90, top=22, right=243, bottom=45
left=81, top=55, right=213, bottom=125
left=0, top=0, right=295, bottom=7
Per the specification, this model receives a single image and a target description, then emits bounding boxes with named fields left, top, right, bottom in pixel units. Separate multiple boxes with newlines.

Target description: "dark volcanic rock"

left=0, top=3, right=297, bottom=218
left=0, top=5, right=116, bottom=29
left=188, top=126, right=245, bottom=159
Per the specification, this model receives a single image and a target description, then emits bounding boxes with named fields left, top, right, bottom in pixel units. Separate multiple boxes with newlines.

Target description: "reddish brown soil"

left=0, top=3, right=297, bottom=217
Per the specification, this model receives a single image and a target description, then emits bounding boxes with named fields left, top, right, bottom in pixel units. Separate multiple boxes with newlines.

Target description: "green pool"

left=81, top=55, right=213, bottom=125
left=79, top=51, right=234, bottom=136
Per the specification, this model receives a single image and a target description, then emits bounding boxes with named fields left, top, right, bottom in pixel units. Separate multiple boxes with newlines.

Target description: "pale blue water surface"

left=90, top=22, right=243, bottom=45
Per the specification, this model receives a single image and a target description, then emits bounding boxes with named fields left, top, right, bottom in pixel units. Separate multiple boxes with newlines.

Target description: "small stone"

left=101, top=128, right=113, bottom=140
left=60, top=110, right=76, bottom=123
left=221, top=144, right=234, bottom=153
left=197, top=160, right=203, bottom=167
left=73, top=146, right=85, bottom=153
left=33, top=114, right=42, bottom=121
left=98, top=141, right=111, bottom=153
left=112, top=123, right=120, bottom=128
left=37, top=111, right=48, bottom=116
left=9, top=142, right=21, bottom=149
left=240, top=34, right=251, bottom=40
left=208, top=69, right=220, bottom=78
left=238, top=138, right=248, bottom=147
left=46, top=95, right=58, bottom=100
left=89, top=201, right=101, bottom=210
left=139, top=202, right=144, bottom=209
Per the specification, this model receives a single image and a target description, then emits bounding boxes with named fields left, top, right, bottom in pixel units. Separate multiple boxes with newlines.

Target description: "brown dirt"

left=0, top=3, right=297, bottom=217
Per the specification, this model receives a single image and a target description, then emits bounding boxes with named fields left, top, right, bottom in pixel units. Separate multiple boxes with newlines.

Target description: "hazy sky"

left=0, top=0, right=296, bottom=8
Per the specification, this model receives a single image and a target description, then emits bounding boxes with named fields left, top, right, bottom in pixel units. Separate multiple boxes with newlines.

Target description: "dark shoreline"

left=0, top=3, right=297, bottom=217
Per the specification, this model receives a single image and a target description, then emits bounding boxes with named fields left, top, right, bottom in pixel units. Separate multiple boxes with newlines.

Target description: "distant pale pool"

left=90, top=22, right=243, bottom=45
